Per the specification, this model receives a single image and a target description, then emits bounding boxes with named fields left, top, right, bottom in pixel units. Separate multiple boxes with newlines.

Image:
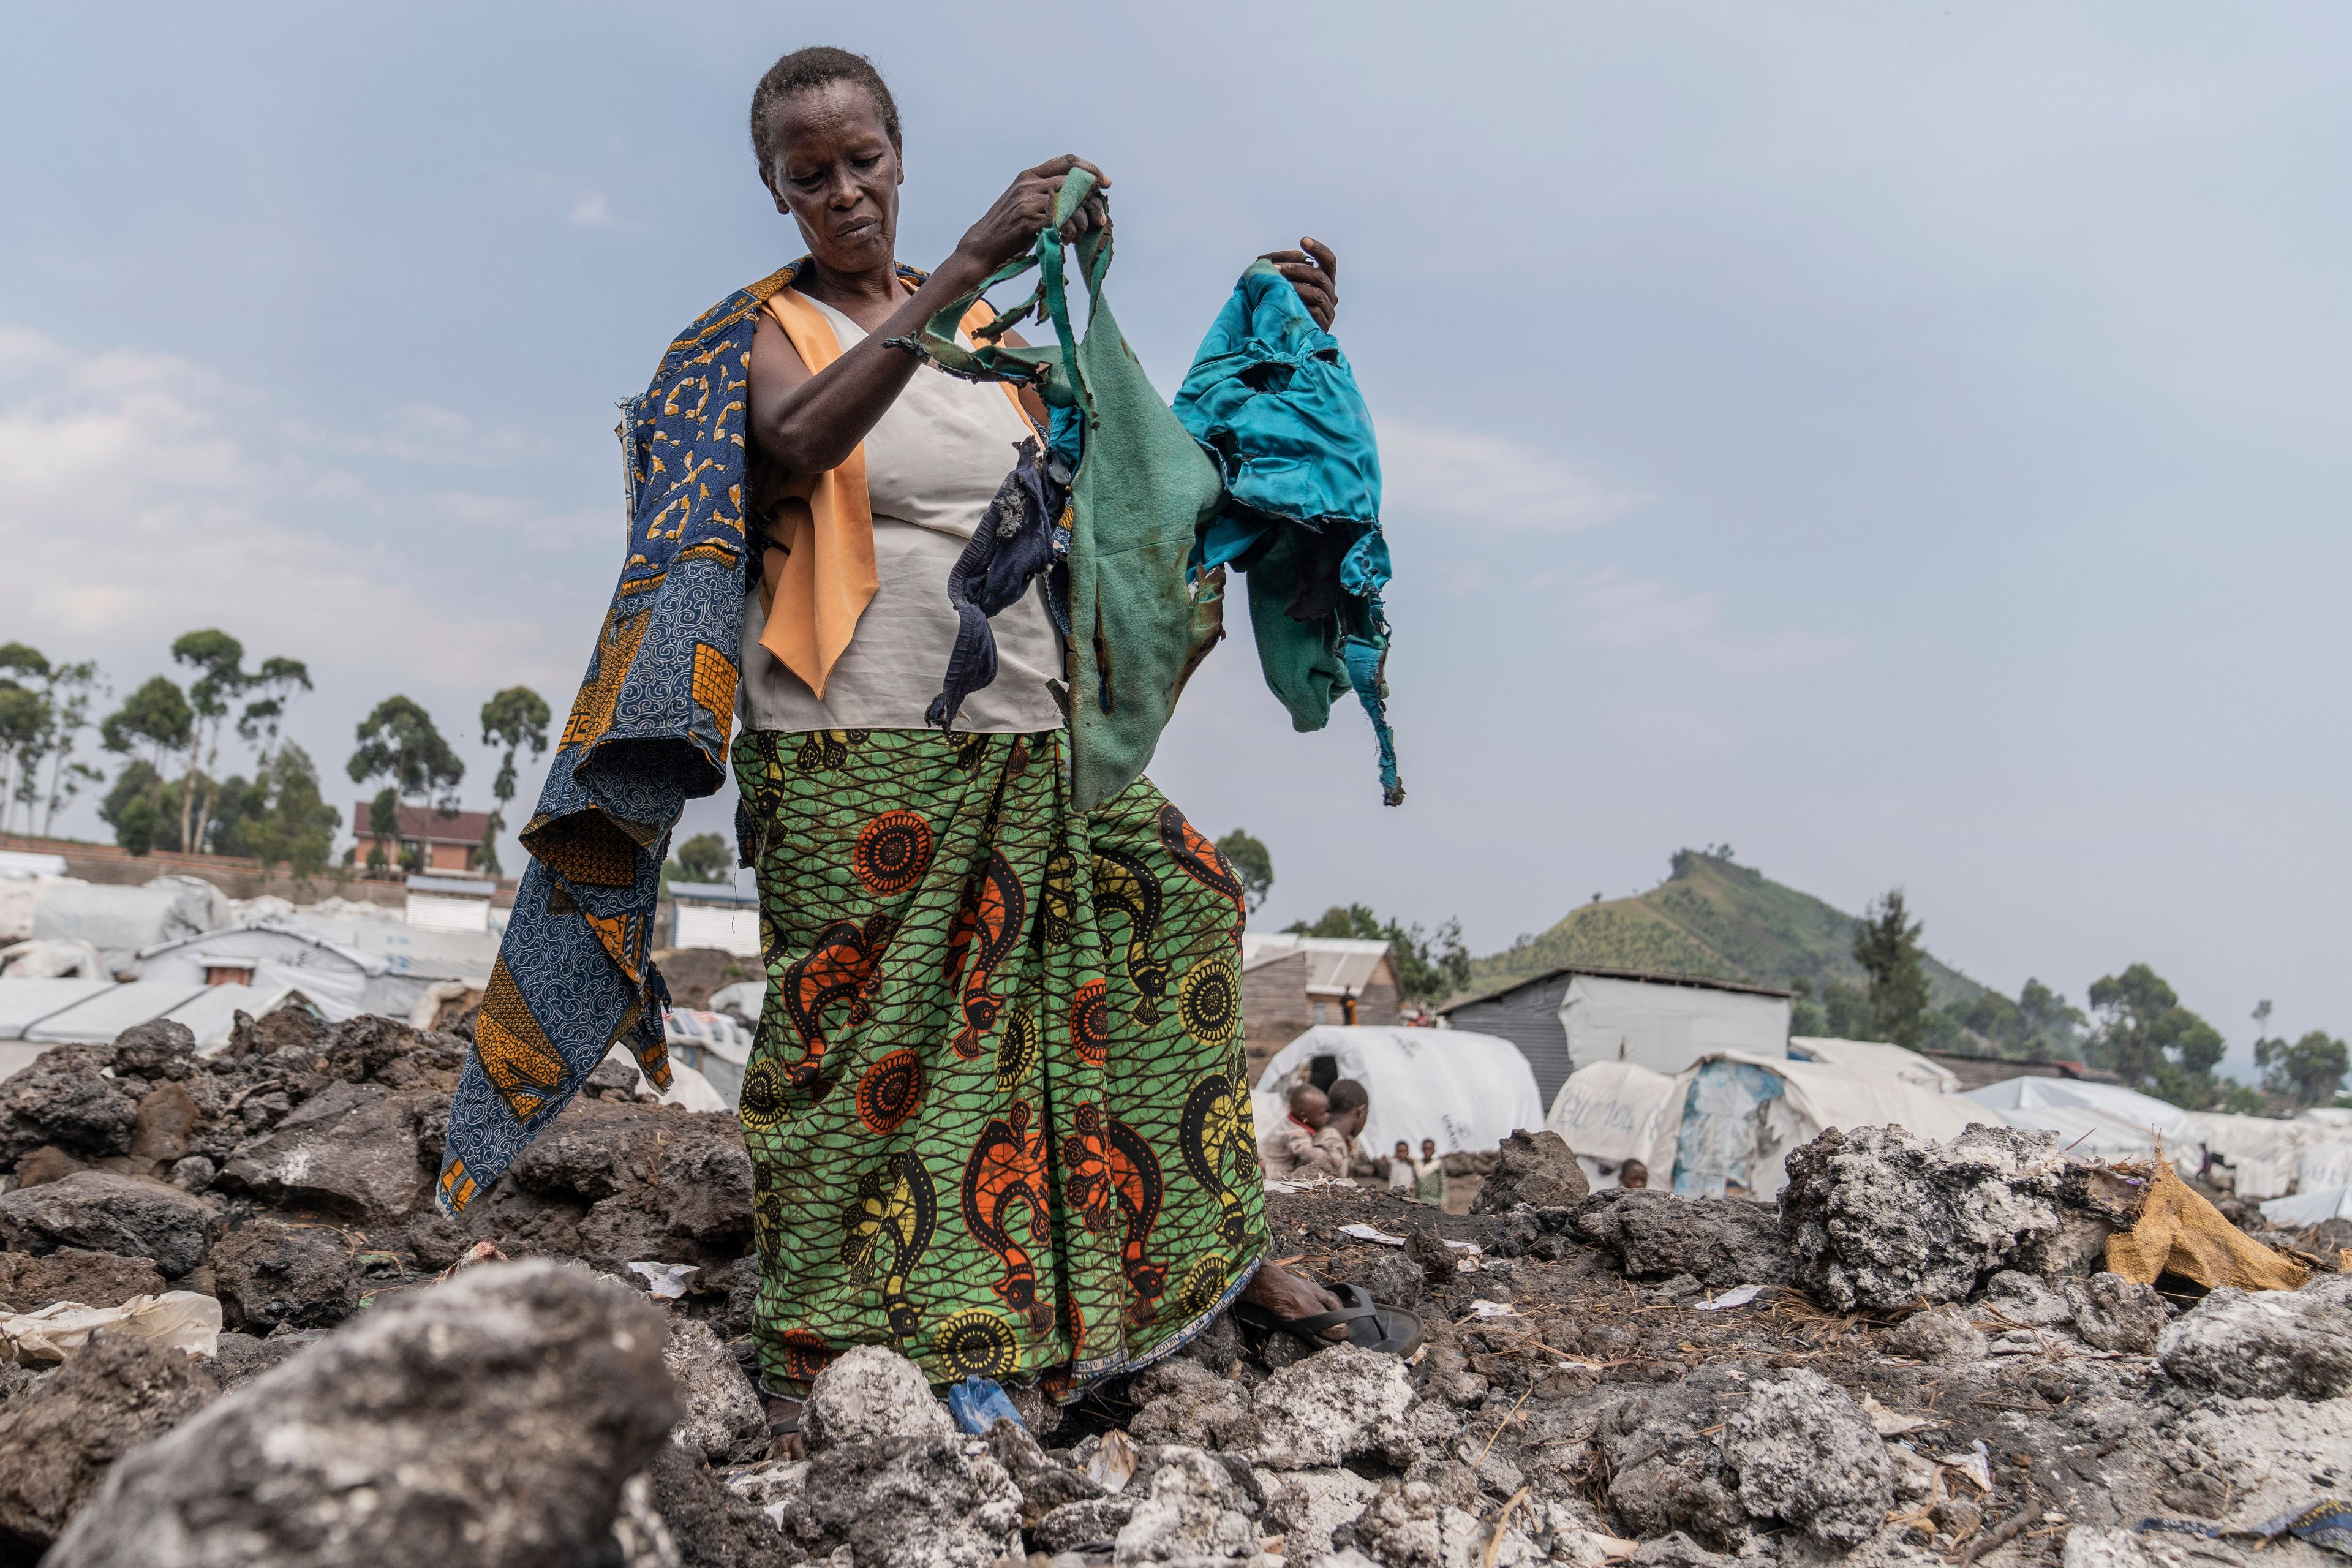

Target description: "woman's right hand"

left=953, top=155, right=1111, bottom=275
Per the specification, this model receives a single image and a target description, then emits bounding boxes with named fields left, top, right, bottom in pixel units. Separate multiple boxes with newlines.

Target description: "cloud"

left=1569, top=568, right=1858, bottom=673
left=0, top=326, right=567, bottom=688
left=569, top=192, right=619, bottom=229
left=1380, top=420, right=1638, bottom=530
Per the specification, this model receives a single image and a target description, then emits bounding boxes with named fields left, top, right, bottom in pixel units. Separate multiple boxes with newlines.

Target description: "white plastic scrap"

left=1936, top=1441, right=1995, bottom=1493
left=1338, top=1224, right=1408, bottom=1247
left=1087, top=1430, right=1140, bottom=1494
left=626, top=1262, right=701, bottom=1300
left=1464, top=1298, right=1522, bottom=1319
left=1, top=1292, right=222, bottom=1363
left=1693, top=1284, right=1763, bottom=1311
left=1860, top=1393, right=1939, bottom=1436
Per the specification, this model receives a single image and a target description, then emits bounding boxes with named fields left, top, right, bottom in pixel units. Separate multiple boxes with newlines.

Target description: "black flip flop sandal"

left=1233, top=1282, right=1423, bottom=1357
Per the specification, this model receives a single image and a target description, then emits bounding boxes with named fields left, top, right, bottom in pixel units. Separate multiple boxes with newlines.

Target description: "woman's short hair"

left=750, top=47, right=901, bottom=169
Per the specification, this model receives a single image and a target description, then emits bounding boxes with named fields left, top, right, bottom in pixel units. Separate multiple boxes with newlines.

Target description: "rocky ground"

left=0, top=1012, right=2346, bottom=1568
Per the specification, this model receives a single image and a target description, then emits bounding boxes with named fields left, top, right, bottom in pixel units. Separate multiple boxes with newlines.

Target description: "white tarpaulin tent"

left=1252, top=1025, right=1543, bottom=1163
left=1546, top=1061, right=1676, bottom=1189
left=137, top=926, right=382, bottom=1020
left=1787, top=1036, right=1960, bottom=1093
left=1559, top=973, right=1789, bottom=1077
left=1962, top=1077, right=2334, bottom=1199
left=32, top=876, right=231, bottom=974
left=2260, top=1184, right=2352, bottom=1227
left=1961, top=1076, right=2193, bottom=1163
left=1658, top=1050, right=1987, bottom=1200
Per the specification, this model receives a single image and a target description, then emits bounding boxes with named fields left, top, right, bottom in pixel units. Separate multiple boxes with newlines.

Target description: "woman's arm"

left=748, top=156, right=1109, bottom=473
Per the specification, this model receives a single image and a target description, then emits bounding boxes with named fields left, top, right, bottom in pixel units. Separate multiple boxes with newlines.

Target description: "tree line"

left=1209, top=827, right=1473, bottom=1006
left=0, top=630, right=550, bottom=881
left=1803, top=888, right=2348, bottom=1112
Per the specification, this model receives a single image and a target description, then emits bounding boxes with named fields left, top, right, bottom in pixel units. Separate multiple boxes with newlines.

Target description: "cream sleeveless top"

left=739, top=291, right=1068, bottom=734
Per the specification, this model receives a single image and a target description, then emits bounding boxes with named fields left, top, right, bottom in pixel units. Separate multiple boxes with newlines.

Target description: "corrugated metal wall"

left=1449, top=974, right=1575, bottom=1107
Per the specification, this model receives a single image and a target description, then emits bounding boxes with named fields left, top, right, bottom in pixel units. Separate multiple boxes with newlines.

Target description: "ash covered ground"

left=0, top=1011, right=2346, bottom=1568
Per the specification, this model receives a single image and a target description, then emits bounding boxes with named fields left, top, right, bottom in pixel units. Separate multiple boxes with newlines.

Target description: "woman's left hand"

left=1261, top=237, right=1338, bottom=329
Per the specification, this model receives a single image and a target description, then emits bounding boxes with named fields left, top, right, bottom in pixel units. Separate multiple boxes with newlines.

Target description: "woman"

left=733, top=47, right=1358, bottom=1444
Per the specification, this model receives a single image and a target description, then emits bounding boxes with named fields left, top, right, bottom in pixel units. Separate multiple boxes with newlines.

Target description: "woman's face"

left=761, top=81, right=902, bottom=273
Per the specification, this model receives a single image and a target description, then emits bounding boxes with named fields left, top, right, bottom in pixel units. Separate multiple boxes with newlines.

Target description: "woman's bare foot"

left=765, top=1395, right=806, bottom=1461
left=1240, top=1261, right=1349, bottom=1339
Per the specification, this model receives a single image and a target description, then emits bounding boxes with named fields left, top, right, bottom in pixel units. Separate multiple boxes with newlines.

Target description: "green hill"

left=1463, top=849, right=1986, bottom=1008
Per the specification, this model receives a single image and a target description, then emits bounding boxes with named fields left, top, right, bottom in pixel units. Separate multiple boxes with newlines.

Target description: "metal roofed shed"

left=1238, top=932, right=1400, bottom=1082
left=668, top=881, right=761, bottom=959
left=1250, top=1023, right=1544, bottom=1164
left=1440, top=965, right=1792, bottom=1107
left=405, top=875, right=495, bottom=934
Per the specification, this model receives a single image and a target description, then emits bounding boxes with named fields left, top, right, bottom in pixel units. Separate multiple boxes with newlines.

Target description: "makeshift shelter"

left=1441, top=966, right=1791, bottom=1108
left=2260, top=1184, right=2352, bottom=1227
left=662, top=1008, right=750, bottom=1107
left=668, top=881, right=762, bottom=958
left=1960, top=1076, right=2195, bottom=1163
left=1657, top=1050, right=1986, bottom=1200
left=1786, top=1036, right=1960, bottom=1093
left=32, top=876, right=231, bottom=976
left=1545, top=1061, right=1677, bottom=1189
left=1251, top=1024, right=1543, bottom=1164
left=1961, top=1076, right=2334, bottom=1199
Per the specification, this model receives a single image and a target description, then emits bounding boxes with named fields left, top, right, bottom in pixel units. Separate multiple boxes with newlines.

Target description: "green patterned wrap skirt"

left=731, top=727, right=1269, bottom=1397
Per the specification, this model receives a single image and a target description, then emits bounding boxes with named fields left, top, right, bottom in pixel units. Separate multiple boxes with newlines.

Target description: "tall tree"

left=170, top=629, right=251, bottom=854
left=2254, top=1029, right=2349, bottom=1109
left=99, top=676, right=195, bottom=851
left=367, top=788, right=398, bottom=872
left=1852, top=889, right=1931, bottom=1047
left=235, top=742, right=342, bottom=880
left=23, top=658, right=105, bottom=837
left=0, top=646, right=43, bottom=836
left=235, top=655, right=314, bottom=772
left=1213, top=828, right=1275, bottom=913
left=347, top=695, right=466, bottom=813
left=477, top=686, right=551, bottom=877
left=662, top=832, right=732, bottom=892
left=2087, top=963, right=2227, bottom=1103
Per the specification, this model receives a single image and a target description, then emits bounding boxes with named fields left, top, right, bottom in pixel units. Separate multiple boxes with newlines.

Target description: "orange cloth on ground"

left=756, top=287, right=1033, bottom=699
left=2105, top=1157, right=2310, bottom=1292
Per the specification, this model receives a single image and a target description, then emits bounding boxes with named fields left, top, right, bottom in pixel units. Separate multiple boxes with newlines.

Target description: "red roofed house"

left=355, top=802, right=492, bottom=875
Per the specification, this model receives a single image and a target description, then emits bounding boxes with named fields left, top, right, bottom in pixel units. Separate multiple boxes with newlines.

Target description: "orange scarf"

left=756, top=286, right=1030, bottom=699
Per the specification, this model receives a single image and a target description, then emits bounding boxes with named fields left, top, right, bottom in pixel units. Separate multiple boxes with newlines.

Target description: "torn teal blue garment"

left=1175, top=262, right=1401, bottom=805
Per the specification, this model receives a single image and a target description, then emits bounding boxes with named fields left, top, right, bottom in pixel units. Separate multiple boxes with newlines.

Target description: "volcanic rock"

left=0, top=1331, right=217, bottom=1562
left=1718, top=1369, right=1893, bottom=1547
left=208, top=1218, right=360, bottom=1331
left=0, top=1170, right=214, bottom=1278
left=2063, top=1273, right=2169, bottom=1354
left=1247, top=1344, right=1417, bottom=1469
left=219, top=1080, right=429, bottom=1226
left=1779, top=1123, right=2065, bottom=1311
left=0, top=1248, right=168, bottom=1310
left=42, top=1260, right=680, bottom=1568
left=1471, top=1129, right=1590, bottom=1215
left=2155, top=1277, right=2352, bottom=1400
left=663, top=1317, right=767, bottom=1465
left=1574, top=1191, right=1793, bottom=1288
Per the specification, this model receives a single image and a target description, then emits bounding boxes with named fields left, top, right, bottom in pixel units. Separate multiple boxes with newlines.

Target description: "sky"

left=4, top=2, right=2348, bottom=1082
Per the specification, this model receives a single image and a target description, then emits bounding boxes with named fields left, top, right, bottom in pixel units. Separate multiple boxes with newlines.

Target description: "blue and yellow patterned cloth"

left=435, top=265, right=854, bottom=1216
